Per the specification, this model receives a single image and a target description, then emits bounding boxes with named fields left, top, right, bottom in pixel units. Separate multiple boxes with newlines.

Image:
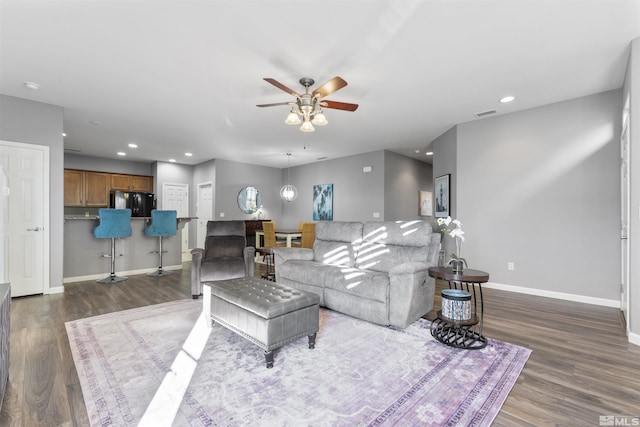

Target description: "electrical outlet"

left=219, top=212, right=225, bottom=218
left=373, top=212, right=380, bottom=218
left=508, top=262, right=515, bottom=271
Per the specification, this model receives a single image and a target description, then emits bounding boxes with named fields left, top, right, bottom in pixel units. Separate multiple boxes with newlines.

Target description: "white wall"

left=623, top=37, right=640, bottom=342
left=456, top=90, right=621, bottom=303
left=65, top=153, right=152, bottom=176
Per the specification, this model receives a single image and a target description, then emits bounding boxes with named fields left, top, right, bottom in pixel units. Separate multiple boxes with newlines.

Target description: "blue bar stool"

left=93, top=208, right=132, bottom=284
left=144, top=210, right=177, bottom=276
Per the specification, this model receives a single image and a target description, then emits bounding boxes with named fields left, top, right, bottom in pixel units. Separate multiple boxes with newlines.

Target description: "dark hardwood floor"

left=1, top=264, right=639, bottom=426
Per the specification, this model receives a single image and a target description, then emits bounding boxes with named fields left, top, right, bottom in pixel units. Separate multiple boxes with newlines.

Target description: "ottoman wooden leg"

left=264, top=350, right=274, bottom=369
left=308, top=333, right=317, bottom=349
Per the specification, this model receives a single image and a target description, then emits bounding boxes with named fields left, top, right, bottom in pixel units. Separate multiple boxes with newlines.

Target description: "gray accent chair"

left=191, top=220, right=256, bottom=298
left=273, top=220, right=441, bottom=328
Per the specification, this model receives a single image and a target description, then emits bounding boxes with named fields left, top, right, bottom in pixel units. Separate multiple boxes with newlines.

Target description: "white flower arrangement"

left=436, top=216, right=467, bottom=268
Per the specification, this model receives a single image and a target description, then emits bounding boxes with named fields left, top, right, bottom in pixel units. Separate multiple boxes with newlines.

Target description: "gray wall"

left=213, top=159, right=282, bottom=223
left=432, top=126, right=458, bottom=257
left=623, top=37, right=639, bottom=340
left=383, top=150, right=433, bottom=221
left=154, top=161, right=194, bottom=206
left=0, top=94, right=64, bottom=291
left=64, top=152, right=152, bottom=175
left=280, top=150, right=386, bottom=229
left=455, top=90, right=621, bottom=301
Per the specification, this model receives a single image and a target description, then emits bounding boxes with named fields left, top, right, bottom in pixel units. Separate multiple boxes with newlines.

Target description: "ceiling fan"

left=257, top=76, right=359, bottom=132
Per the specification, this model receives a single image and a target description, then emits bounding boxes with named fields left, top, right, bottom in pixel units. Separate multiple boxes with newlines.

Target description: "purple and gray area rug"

left=66, top=299, right=531, bottom=426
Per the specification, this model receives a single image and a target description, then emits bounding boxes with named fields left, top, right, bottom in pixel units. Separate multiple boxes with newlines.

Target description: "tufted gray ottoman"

left=203, top=276, right=320, bottom=368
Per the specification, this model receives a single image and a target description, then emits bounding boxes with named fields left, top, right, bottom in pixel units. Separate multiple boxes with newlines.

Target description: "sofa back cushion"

left=205, top=235, right=245, bottom=259
left=356, top=221, right=432, bottom=273
left=313, top=221, right=364, bottom=267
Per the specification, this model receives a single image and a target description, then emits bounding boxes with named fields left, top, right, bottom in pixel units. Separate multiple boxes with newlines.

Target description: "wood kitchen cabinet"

left=111, top=174, right=153, bottom=192
left=64, top=169, right=110, bottom=207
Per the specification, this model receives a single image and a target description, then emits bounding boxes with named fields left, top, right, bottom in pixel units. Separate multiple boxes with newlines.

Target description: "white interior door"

left=196, top=182, right=213, bottom=249
left=620, top=115, right=630, bottom=335
left=0, top=141, right=49, bottom=297
left=162, top=183, right=190, bottom=262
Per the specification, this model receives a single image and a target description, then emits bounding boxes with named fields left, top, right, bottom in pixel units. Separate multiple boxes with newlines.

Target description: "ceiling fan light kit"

left=258, top=76, right=358, bottom=132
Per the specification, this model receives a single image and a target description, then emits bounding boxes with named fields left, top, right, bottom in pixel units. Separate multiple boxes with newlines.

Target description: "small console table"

left=428, top=267, right=489, bottom=350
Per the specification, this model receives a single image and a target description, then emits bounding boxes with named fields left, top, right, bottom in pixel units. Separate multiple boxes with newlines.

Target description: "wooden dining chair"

left=300, top=222, right=316, bottom=248
left=262, top=221, right=286, bottom=248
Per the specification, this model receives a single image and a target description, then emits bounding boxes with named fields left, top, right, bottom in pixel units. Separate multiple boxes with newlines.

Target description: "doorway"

left=0, top=140, right=50, bottom=297
left=162, top=183, right=190, bottom=262
left=196, top=182, right=213, bottom=249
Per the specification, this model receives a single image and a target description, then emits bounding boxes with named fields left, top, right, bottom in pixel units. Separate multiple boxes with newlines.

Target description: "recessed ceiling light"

left=90, top=120, right=102, bottom=125
left=426, top=151, right=433, bottom=156
left=24, top=81, right=40, bottom=90
left=117, top=152, right=126, bottom=156
left=499, top=96, right=515, bottom=103
left=62, top=132, right=67, bottom=137
left=169, top=159, right=176, bottom=163
left=128, top=143, right=138, bottom=148
left=414, top=150, right=420, bottom=154
left=185, top=152, right=193, bottom=157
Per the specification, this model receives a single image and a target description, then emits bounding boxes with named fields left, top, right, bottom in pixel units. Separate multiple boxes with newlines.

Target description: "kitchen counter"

left=63, top=217, right=195, bottom=282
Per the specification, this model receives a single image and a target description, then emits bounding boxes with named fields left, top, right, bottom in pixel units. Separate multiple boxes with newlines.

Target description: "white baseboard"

left=63, top=264, right=182, bottom=284
left=629, top=332, right=640, bottom=347
left=483, top=281, right=620, bottom=308
left=45, top=286, right=65, bottom=294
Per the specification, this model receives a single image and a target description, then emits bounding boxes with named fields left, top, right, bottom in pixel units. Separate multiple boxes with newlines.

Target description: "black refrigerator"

left=109, top=191, right=155, bottom=217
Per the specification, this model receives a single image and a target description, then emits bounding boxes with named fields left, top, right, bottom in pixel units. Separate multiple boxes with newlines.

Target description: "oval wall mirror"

left=237, top=186, right=262, bottom=214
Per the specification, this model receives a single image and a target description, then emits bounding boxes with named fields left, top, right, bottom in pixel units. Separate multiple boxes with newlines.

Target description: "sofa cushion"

left=323, top=266, right=389, bottom=303
left=200, top=257, right=246, bottom=281
left=356, top=221, right=432, bottom=273
left=313, top=221, right=364, bottom=267
left=204, top=235, right=245, bottom=259
left=278, top=260, right=329, bottom=288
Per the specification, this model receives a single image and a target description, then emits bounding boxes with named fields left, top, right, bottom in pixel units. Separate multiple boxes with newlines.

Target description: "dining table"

left=255, top=229, right=302, bottom=248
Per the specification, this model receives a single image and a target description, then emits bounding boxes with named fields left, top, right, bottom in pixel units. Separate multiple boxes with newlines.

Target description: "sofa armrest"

left=243, top=246, right=256, bottom=278
left=190, top=248, right=204, bottom=298
left=389, top=261, right=428, bottom=276
left=272, top=247, right=314, bottom=265
left=388, top=261, right=434, bottom=328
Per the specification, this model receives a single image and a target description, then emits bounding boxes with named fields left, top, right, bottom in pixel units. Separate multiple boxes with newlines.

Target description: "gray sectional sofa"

left=273, top=220, right=441, bottom=328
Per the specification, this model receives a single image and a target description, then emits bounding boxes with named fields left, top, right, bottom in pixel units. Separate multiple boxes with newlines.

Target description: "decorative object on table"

left=441, top=289, right=472, bottom=321
left=313, top=183, right=333, bottom=220
left=280, top=152, right=298, bottom=202
left=436, top=215, right=466, bottom=272
left=419, top=190, right=432, bottom=216
left=66, top=299, right=530, bottom=427
left=256, top=76, right=359, bottom=133
left=434, top=174, right=450, bottom=218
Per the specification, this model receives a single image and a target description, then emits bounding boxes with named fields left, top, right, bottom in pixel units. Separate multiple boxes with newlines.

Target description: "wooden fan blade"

left=263, top=78, right=300, bottom=97
left=256, top=102, right=293, bottom=107
left=320, top=100, right=359, bottom=112
left=312, top=76, right=347, bottom=99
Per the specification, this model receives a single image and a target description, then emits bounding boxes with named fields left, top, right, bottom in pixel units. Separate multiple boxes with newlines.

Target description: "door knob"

left=27, top=226, right=42, bottom=231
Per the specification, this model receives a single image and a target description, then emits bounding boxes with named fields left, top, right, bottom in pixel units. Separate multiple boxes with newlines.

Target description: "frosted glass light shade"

left=312, top=112, right=328, bottom=126
left=285, top=111, right=301, bottom=125
left=300, top=120, right=315, bottom=132
left=280, top=184, right=298, bottom=202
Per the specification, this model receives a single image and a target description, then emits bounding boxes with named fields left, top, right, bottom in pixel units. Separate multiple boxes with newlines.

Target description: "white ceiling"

left=1, top=0, right=639, bottom=169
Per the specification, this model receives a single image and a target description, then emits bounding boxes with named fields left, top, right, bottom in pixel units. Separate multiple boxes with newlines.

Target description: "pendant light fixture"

left=280, top=153, right=298, bottom=202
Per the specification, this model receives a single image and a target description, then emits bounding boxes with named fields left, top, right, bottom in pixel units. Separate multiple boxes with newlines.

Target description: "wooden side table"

left=428, top=267, right=489, bottom=350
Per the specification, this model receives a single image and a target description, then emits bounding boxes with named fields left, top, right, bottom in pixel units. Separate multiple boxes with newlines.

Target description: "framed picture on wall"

left=434, top=174, right=450, bottom=218
left=313, top=184, right=333, bottom=220
left=419, top=191, right=433, bottom=217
